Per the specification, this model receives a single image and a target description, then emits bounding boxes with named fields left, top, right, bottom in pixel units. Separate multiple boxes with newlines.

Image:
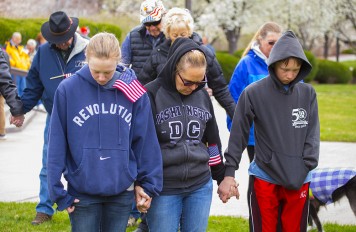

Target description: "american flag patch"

left=64, top=73, right=73, bottom=78
left=113, top=71, right=146, bottom=103
left=49, top=73, right=73, bottom=80
left=208, top=144, right=221, bottom=166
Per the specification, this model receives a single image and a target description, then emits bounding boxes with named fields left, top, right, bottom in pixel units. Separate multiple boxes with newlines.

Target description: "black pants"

left=246, top=145, right=254, bottom=232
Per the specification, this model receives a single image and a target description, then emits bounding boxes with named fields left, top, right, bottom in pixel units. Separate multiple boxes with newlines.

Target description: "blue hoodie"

left=227, top=49, right=268, bottom=145
left=47, top=64, right=163, bottom=211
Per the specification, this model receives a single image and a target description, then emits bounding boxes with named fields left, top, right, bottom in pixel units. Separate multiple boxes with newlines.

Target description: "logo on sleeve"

left=292, top=108, right=308, bottom=128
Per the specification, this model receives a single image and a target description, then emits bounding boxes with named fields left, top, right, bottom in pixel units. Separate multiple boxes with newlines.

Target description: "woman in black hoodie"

left=144, top=37, right=238, bottom=232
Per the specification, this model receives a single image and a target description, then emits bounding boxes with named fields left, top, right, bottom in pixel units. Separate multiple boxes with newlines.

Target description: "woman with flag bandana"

left=47, top=32, right=163, bottom=232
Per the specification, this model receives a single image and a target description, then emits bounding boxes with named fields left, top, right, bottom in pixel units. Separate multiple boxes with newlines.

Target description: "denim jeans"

left=130, top=201, right=141, bottom=219
left=69, top=191, right=134, bottom=232
left=15, top=75, right=26, bottom=97
left=36, top=114, right=55, bottom=216
left=147, top=178, right=213, bottom=232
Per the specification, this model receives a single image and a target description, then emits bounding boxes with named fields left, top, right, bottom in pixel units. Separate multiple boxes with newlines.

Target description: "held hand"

left=66, top=199, right=80, bottom=214
left=218, top=176, right=238, bottom=203
left=230, top=182, right=240, bottom=200
left=135, top=185, right=152, bottom=213
left=9, top=115, right=25, bottom=127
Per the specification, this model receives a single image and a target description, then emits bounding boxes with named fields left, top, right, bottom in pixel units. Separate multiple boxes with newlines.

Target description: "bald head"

left=12, top=32, right=22, bottom=46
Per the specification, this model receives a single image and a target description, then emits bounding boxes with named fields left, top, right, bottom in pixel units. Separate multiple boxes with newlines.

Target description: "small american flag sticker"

left=113, top=71, right=146, bottom=103
left=208, top=144, right=222, bottom=166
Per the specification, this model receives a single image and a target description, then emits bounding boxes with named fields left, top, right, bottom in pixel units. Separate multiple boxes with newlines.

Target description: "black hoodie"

left=224, top=31, right=320, bottom=190
left=0, top=50, right=23, bottom=116
left=145, top=38, right=225, bottom=194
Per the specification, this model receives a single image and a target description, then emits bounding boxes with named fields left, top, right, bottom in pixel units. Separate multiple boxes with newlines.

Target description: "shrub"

left=341, top=60, right=356, bottom=83
left=0, top=18, right=44, bottom=46
left=315, top=59, right=352, bottom=84
left=215, top=52, right=240, bottom=83
left=0, top=18, right=121, bottom=47
left=341, top=48, right=355, bottom=54
left=304, top=50, right=319, bottom=83
left=233, top=49, right=244, bottom=59
left=78, top=19, right=122, bottom=40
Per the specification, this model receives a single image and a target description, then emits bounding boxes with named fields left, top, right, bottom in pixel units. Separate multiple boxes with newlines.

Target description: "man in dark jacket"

left=0, top=50, right=24, bottom=134
left=121, top=0, right=166, bottom=75
left=10, top=11, right=88, bottom=225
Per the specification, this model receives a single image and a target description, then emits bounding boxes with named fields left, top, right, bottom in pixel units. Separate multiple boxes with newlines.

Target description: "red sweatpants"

left=250, top=177, right=309, bottom=232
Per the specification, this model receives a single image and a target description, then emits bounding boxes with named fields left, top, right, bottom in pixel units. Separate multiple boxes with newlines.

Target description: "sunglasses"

left=268, top=41, right=276, bottom=46
left=177, top=72, right=207, bottom=86
left=144, top=20, right=161, bottom=27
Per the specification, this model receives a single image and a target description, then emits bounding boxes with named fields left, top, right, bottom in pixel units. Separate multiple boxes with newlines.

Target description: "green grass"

left=1, top=85, right=355, bottom=231
left=0, top=202, right=355, bottom=231
left=313, top=84, right=356, bottom=142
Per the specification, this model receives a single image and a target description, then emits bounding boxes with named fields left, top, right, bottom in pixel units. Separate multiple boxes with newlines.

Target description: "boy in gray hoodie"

left=218, top=31, right=320, bottom=231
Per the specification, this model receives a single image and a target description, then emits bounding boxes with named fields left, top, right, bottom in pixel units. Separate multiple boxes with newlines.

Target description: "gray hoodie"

left=224, top=31, right=320, bottom=190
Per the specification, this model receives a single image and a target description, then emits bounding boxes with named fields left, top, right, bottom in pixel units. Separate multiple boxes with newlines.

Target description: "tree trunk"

left=336, top=36, right=340, bottom=62
left=323, top=33, right=329, bottom=59
left=225, top=28, right=241, bottom=54
left=185, top=0, right=192, bottom=11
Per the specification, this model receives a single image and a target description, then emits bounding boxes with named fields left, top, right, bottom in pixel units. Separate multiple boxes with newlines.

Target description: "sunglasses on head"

left=144, top=20, right=161, bottom=27
left=268, top=41, right=276, bottom=46
left=177, top=72, right=207, bottom=86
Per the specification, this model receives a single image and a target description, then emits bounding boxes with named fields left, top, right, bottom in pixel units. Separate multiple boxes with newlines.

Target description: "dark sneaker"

left=133, top=221, right=149, bottom=232
left=31, top=212, right=52, bottom=225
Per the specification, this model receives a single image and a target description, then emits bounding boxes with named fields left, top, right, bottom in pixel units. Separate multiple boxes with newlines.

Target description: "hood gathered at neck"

left=267, top=30, right=312, bottom=88
left=158, top=37, right=206, bottom=92
left=251, top=41, right=268, bottom=64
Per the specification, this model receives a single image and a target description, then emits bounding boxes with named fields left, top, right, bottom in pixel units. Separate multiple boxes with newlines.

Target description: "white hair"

left=27, top=39, right=37, bottom=47
left=12, top=32, right=22, bottom=39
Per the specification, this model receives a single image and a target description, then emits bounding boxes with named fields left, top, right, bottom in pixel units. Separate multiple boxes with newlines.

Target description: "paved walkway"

left=1, top=100, right=355, bottom=225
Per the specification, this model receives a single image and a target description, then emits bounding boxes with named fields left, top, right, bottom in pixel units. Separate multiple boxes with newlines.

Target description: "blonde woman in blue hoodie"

left=47, top=32, right=163, bottom=232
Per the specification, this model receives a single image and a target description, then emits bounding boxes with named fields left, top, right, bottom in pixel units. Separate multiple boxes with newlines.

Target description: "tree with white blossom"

left=195, top=0, right=255, bottom=54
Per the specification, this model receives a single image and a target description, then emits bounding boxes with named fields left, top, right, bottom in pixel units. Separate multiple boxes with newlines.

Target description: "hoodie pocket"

left=258, top=151, right=309, bottom=190
left=68, top=148, right=134, bottom=195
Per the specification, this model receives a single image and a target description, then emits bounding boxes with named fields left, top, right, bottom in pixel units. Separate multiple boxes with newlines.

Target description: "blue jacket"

left=21, top=33, right=88, bottom=115
left=227, top=49, right=268, bottom=145
left=47, top=64, right=163, bottom=211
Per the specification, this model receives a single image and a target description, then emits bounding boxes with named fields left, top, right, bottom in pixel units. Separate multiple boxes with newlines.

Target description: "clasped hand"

left=9, top=115, right=25, bottom=127
left=135, top=185, right=152, bottom=213
left=217, top=176, right=240, bottom=203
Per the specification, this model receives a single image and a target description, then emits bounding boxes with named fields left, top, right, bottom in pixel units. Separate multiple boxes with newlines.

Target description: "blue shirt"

left=249, top=160, right=312, bottom=184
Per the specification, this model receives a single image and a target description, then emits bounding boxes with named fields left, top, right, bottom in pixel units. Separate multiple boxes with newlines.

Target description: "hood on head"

left=159, top=37, right=206, bottom=91
left=267, top=30, right=312, bottom=85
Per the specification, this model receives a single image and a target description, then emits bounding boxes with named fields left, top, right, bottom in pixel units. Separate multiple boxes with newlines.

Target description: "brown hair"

left=276, top=57, right=303, bottom=67
left=242, top=22, right=282, bottom=57
left=176, top=50, right=206, bottom=73
left=85, top=32, right=121, bottom=63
